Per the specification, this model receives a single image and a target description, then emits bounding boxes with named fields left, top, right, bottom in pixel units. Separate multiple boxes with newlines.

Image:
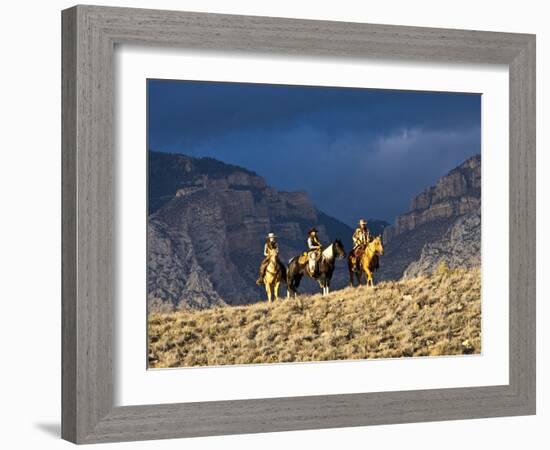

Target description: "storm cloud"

left=147, top=79, right=480, bottom=224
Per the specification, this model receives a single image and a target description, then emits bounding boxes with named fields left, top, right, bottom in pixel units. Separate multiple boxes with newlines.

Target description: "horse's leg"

left=286, top=273, right=294, bottom=298
left=287, top=282, right=295, bottom=299
left=274, top=281, right=279, bottom=301
left=289, top=272, right=298, bottom=297
left=348, top=259, right=354, bottom=287
left=265, top=283, right=272, bottom=302
left=292, top=272, right=303, bottom=297
left=286, top=271, right=293, bottom=298
left=365, top=269, right=373, bottom=287
left=291, top=281, right=298, bottom=297
left=288, top=281, right=296, bottom=298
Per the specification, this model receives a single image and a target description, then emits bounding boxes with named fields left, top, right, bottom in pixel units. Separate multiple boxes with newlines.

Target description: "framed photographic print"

left=145, top=80, right=483, bottom=368
left=62, top=5, right=536, bottom=444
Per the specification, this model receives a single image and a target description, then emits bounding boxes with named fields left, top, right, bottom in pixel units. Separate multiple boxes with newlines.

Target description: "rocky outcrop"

left=403, top=211, right=481, bottom=278
left=379, top=155, right=481, bottom=280
left=377, top=217, right=457, bottom=281
left=383, top=155, right=480, bottom=242
left=147, top=151, right=355, bottom=308
left=148, top=218, right=227, bottom=309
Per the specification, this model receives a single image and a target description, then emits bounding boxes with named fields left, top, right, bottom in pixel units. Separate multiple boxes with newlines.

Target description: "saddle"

left=298, top=250, right=321, bottom=266
left=353, top=246, right=365, bottom=258
left=298, top=252, right=309, bottom=265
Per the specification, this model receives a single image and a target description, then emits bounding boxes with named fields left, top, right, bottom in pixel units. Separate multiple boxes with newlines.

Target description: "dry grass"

left=148, top=267, right=481, bottom=368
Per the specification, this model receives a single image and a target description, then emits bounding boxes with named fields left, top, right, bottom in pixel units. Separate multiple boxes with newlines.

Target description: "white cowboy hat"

left=267, top=232, right=277, bottom=239
left=359, top=218, right=368, bottom=225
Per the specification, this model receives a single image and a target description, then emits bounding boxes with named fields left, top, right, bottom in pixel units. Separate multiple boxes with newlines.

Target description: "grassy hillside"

left=148, top=266, right=481, bottom=368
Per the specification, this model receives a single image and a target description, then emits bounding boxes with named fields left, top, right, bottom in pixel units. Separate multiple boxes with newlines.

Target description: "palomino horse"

left=348, top=236, right=384, bottom=287
left=287, top=239, right=346, bottom=297
left=262, top=247, right=286, bottom=302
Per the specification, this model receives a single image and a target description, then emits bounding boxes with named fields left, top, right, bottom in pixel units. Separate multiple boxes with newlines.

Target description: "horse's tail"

left=279, top=261, right=287, bottom=285
left=371, top=254, right=380, bottom=272
left=286, top=257, right=302, bottom=291
left=286, top=257, right=295, bottom=287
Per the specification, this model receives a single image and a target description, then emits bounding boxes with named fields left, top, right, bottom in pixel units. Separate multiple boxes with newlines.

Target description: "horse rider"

left=352, top=218, right=371, bottom=258
left=256, top=232, right=279, bottom=285
left=307, top=227, right=323, bottom=275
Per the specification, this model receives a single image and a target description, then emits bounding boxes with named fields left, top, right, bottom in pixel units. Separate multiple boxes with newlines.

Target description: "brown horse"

left=348, top=236, right=384, bottom=287
left=262, top=247, right=286, bottom=302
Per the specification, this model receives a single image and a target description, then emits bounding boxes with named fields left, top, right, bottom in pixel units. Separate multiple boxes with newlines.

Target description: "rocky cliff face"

left=148, top=151, right=354, bottom=309
left=379, top=155, right=481, bottom=280
left=384, top=155, right=480, bottom=242
left=403, top=211, right=481, bottom=278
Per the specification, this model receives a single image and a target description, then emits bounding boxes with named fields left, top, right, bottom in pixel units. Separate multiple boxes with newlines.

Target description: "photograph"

left=2, top=1, right=541, bottom=447
left=146, top=79, right=482, bottom=368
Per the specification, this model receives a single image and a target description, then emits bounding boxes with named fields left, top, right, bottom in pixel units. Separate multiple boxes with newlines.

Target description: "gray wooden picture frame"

left=61, top=5, right=536, bottom=444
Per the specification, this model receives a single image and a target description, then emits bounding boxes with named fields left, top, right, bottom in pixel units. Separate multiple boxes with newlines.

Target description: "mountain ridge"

left=148, top=151, right=362, bottom=308
left=379, top=154, right=481, bottom=280
left=147, top=151, right=481, bottom=307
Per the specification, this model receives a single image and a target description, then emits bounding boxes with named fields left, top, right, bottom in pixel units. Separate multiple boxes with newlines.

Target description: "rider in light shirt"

left=307, top=227, right=322, bottom=275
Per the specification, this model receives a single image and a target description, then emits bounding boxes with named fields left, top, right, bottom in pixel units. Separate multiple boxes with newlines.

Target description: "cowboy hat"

left=267, top=232, right=277, bottom=239
left=359, top=218, right=368, bottom=225
left=308, top=227, right=318, bottom=235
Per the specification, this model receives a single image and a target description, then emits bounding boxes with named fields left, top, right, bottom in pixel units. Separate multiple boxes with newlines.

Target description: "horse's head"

left=372, top=235, right=384, bottom=255
left=333, top=239, right=346, bottom=259
left=267, top=247, right=279, bottom=259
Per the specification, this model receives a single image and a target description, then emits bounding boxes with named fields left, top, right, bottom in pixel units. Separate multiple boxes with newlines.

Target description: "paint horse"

left=287, top=239, right=346, bottom=297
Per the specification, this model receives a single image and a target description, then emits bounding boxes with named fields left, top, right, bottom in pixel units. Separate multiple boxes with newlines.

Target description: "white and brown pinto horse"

left=287, top=239, right=346, bottom=297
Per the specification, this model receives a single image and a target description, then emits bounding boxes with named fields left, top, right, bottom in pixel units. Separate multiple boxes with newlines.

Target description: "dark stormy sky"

left=147, top=79, right=481, bottom=225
